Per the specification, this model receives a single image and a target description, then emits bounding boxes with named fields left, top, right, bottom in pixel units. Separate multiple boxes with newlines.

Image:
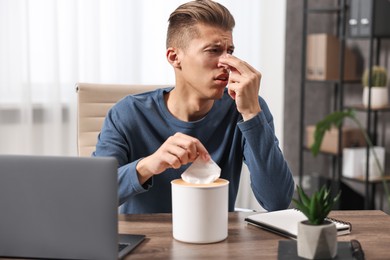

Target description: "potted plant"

left=310, top=109, right=390, bottom=210
left=293, top=185, right=340, bottom=259
left=362, top=65, right=388, bottom=109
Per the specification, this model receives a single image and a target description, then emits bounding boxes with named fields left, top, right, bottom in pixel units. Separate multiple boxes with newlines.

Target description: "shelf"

left=299, top=0, right=389, bottom=210
left=345, top=104, right=390, bottom=112
left=305, top=79, right=361, bottom=84
left=303, top=146, right=339, bottom=156
left=346, top=35, right=390, bottom=40
left=342, top=175, right=390, bottom=184
left=307, top=8, right=341, bottom=14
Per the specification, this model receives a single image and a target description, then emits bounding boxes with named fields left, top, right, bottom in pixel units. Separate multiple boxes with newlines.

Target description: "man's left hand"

left=219, top=54, right=262, bottom=121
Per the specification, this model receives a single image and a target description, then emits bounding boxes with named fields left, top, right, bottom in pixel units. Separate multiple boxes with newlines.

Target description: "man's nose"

left=218, top=55, right=230, bottom=70
left=217, top=62, right=230, bottom=73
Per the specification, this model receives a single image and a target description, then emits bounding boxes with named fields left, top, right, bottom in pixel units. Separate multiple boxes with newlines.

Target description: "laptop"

left=0, top=155, right=145, bottom=260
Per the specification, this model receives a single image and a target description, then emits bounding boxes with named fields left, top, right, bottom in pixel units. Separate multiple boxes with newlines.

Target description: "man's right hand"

left=135, top=132, right=210, bottom=185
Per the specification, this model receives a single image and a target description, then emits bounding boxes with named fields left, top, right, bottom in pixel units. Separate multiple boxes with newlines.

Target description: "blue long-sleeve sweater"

left=93, top=87, right=294, bottom=214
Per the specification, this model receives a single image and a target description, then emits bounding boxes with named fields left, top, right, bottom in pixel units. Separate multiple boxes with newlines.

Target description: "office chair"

left=75, top=83, right=166, bottom=157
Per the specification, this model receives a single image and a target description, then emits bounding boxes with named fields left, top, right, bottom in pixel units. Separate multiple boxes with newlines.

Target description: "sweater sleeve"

left=238, top=97, right=294, bottom=211
left=92, top=106, right=151, bottom=206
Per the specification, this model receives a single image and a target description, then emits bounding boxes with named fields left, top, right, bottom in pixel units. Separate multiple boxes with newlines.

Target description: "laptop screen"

left=0, top=155, right=122, bottom=260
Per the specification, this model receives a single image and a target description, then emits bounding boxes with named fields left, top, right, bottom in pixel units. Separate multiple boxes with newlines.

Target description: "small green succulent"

left=362, top=65, right=388, bottom=87
left=293, top=185, right=340, bottom=225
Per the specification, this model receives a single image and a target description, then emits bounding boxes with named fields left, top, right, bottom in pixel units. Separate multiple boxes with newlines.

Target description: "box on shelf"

left=306, top=126, right=366, bottom=154
left=306, top=34, right=358, bottom=81
left=343, top=147, right=385, bottom=180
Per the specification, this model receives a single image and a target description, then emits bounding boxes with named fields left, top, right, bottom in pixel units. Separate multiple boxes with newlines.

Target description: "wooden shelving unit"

left=298, top=0, right=390, bottom=210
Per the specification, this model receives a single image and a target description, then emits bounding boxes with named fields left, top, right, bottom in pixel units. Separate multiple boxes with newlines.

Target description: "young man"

left=93, top=0, right=294, bottom=214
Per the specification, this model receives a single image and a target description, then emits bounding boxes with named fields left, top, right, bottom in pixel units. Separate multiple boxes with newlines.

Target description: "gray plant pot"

left=297, top=220, right=337, bottom=259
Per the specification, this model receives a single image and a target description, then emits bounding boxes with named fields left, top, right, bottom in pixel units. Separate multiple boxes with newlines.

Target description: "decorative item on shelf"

left=343, top=146, right=385, bottom=180
left=310, top=109, right=390, bottom=211
left=306, top=34, right=358, bottom=81
left=306, top=125, right=365, bottom=154
left=362, top=65, right=388, bottom=109
left=293, top=185, right=340, bottom=259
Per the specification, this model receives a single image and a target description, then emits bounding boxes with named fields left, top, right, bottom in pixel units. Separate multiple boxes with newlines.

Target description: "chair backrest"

left=75, top=83, right=167, bottom=157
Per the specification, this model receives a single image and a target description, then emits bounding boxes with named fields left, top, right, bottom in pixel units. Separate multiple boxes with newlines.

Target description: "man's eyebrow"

left=205, top=43, right=235, bottom=50
left=206, top=42, right=222, bottom=47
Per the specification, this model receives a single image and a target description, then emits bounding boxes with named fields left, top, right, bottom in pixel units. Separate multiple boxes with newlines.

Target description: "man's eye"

left=228, top=49, right=234, bottom=55
left=208, top=49, right=219, bottom=53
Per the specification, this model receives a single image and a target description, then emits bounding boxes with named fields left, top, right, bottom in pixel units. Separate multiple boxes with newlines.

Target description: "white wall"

left=221, top=1, right=287, bottom=211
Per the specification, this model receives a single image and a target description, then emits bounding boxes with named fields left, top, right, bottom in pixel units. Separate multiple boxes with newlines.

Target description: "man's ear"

left=166, top=47, right=181, bottom=69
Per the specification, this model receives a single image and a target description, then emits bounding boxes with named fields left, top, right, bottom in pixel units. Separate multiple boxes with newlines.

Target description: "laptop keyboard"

left=118, top=243, right=129, bottom=252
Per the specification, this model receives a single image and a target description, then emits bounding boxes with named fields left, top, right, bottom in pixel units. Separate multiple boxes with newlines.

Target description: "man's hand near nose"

left=219, top=54, right=262, bottom=121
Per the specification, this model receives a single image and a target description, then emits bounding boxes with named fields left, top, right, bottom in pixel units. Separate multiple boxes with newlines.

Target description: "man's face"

left=176, top=23, right=234, bottom=100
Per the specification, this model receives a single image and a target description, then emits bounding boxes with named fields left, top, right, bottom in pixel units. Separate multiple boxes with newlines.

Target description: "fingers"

left=219, top=54, right=259, bottom=76
left=228, top=88, right=236, bottom=100
left=219, top=54, right=262, bottom=120
left=168, top=133, right=210, bottom=164
left=220, top=54, right=261, bottom=89
left=143, top=133, right=210, bottom=175
left=136, top=133, right=210, bottom=183
left=163, top=139, right=193, bottom=167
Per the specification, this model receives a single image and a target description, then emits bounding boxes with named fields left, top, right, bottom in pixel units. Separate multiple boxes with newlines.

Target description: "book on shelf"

left=245, top=208, right=351, bottom=240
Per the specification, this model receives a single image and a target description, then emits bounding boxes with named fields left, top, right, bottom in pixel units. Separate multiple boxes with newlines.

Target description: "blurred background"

left=0, top=0, right=287, bottom=211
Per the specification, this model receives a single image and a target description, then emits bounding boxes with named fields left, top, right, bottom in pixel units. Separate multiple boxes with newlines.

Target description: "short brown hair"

left=166, top=0, right=235, bottom=49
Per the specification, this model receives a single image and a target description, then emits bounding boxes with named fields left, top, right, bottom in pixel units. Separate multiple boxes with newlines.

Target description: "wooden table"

left=119, top=210, right=390, bottom=259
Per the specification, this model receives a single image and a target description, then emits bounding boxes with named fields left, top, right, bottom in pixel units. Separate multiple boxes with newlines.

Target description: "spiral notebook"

left=245, top=209, right=351, bottom=240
